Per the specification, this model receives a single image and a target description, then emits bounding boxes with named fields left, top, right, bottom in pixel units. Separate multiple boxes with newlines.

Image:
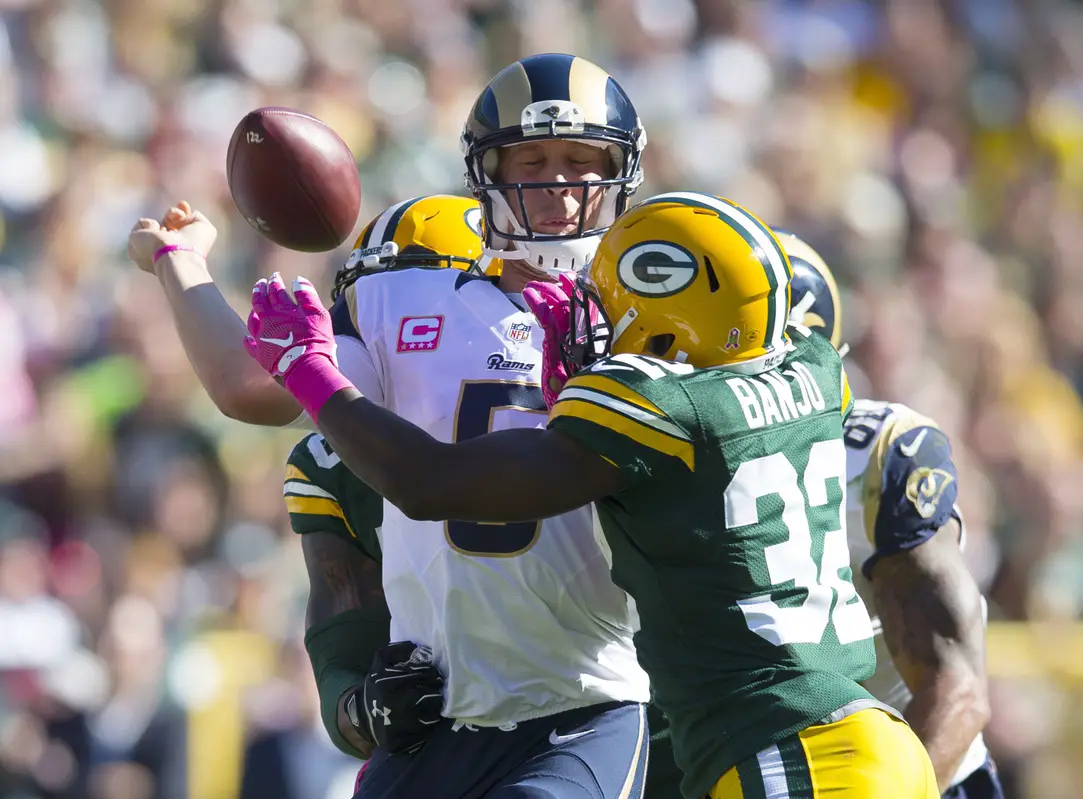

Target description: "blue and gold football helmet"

left=772, top=228, right=843, bottom=350
left=461, top=53, right=647, bottom=275
left=332, top=195, right=495, bottom=300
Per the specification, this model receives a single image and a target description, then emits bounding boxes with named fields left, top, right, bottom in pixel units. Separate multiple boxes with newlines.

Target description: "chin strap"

left=484, top=186, right=602, bottom=276
left=484, top=237, right=597, bottom=278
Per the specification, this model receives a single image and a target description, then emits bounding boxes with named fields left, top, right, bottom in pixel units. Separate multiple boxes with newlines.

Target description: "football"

left=226, top=107, right=362, bottom=252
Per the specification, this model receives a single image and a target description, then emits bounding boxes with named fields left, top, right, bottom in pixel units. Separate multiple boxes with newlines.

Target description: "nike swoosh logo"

left=276, top=344, right=307, bottom=375
left=899, top=428, right=928, bottom=458
left=548, top=728, right=595, bottom=746
left=260, top=332, right=294, bottom=347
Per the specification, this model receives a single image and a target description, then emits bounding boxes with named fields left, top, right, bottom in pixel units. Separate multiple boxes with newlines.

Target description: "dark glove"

left=346, top=641, right=445, bottom=754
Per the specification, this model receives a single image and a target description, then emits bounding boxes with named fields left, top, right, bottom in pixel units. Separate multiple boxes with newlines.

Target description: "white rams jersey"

left=844, top=399, right=988, bottom=787
left=334, top=267, right=649, bottom=726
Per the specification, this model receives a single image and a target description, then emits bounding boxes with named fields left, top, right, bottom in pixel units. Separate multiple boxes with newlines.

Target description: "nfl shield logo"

left=507, top=322, right=531, bottom=342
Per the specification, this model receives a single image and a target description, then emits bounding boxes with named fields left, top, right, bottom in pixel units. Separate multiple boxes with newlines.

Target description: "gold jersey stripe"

left=564, top=374, right=668, bottom=417
left=557, top=386, right=691, bottom=442
left=841, top=369, right=853, bottom=416
left=283, top=481, right=336, bottom=500
left=285, top=495, right=356, bottom=539
left=551, top=398, right=695, bottom=471
left=285, top=464, right=311, bottom=483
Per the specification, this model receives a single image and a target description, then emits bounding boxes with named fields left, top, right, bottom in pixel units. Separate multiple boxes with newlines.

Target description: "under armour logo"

left=371, top=701, right=392, bottom=726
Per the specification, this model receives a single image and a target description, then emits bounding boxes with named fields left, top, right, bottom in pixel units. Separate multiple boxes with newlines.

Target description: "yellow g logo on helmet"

left=616, top=241, right=699, bottom=298
left=588, top=191, right=792, bottom=372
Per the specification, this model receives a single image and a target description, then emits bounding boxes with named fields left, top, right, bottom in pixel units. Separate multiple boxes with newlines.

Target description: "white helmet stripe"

left=368, top=197, right=418, bottom=247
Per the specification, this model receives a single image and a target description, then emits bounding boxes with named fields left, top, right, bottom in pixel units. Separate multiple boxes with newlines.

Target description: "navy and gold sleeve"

left=861, top=406, right=959, bottom=577
left=547, top=366, right=695, bottom=491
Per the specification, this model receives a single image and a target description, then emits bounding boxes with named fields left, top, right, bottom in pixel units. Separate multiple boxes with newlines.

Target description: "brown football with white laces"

left=227, top=106, right=361, bottom=252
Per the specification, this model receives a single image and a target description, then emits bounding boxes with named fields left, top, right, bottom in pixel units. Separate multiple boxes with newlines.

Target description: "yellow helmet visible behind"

left=332, top=195, right=500, bottom=300
left=586, top=191, right=793, bottom=373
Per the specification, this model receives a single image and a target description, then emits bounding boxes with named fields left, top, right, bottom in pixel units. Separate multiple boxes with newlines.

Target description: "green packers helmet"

left=461, top=53, right=647, bottom=276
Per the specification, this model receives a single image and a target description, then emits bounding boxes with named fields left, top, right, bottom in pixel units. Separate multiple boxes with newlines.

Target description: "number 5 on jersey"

left=446, top=381, right=547, bottom=557
left=724, top=439, right=874, bottom=647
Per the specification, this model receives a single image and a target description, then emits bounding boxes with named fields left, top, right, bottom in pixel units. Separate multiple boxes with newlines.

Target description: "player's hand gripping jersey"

left=548, top=326, right=890, bottom=799
left=332, top=264, right=649, bottom=726
left=844, top=400, right=990, bottom=786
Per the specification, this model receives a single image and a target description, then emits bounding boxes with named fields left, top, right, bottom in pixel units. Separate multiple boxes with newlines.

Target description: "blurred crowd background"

left=1, top=0, right=1082, bottom=796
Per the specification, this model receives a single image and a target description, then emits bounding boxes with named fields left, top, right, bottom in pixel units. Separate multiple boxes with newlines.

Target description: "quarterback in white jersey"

left=778, top=229, right=1004, bottom=799
left=329, top=196, right=647, bottom=725
left=316, top=52, right=656, bottom=798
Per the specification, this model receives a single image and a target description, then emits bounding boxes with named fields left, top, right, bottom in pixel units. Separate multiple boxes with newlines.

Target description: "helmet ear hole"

left=703, top=256, right=720, bottom=293
left=647, top=333, right=675, bottom=357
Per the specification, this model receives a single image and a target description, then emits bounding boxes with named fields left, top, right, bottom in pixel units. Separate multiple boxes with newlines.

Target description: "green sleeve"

left=305, top=607, right=390, bottom=758
left=547, top=358, right=697, bottom=491
left=285, top=433, right=383, bottom=560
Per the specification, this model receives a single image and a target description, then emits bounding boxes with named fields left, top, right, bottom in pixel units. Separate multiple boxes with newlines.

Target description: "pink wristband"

left=283, top=356, right=357, bottom=423
left=153, top=244, right=203, bottom=265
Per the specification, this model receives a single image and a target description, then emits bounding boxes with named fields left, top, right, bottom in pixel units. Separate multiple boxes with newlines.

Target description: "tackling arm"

left=869, top=520, right=989, bottom=791
left=302, top=531, right=390, bottom=759
left=315, top=389, right=620, bottom=523
left=857, top=412, right=990, bottom=791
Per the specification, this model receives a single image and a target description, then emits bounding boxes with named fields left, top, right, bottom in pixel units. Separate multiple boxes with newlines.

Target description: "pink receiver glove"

left=243, top=272, right=354, bottom=422
left=522, top=272, right=579, bottom=410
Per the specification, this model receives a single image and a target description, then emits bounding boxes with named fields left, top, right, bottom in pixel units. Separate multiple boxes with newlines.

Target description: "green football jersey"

left=548, top=326, right=878, bottom=799
left=285, top=432, right=383, bottom=561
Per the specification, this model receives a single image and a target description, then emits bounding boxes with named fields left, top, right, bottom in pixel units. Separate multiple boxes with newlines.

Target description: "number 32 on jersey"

left=724, top=439, right=874, bottom=647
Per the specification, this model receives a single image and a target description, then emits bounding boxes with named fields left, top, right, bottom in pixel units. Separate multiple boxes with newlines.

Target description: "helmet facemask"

left=463, top=105, right=646, bottom=277
left=331, top=243, right=484, bottom=302
left=564, top=274, right=613, bottom=374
